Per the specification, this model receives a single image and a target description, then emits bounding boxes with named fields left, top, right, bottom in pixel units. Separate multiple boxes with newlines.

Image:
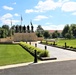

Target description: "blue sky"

left=0, top=0, right=76, bottom=30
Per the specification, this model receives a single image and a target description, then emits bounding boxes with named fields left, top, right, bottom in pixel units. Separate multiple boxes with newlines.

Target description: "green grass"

left=56, top=39, right=76, bottom=48
left=42, top=39, right=76, bottom=48
left=0, top=44, right=34, bottom=66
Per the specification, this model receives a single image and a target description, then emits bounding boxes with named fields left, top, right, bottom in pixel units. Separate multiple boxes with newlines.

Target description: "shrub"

left=39, top=50, right=49, bottom=57
left=19, top=42, right=49, bottom=57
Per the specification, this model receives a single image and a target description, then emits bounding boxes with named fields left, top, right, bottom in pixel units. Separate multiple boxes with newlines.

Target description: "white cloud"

left=25, top=9, right=38, bottom=13
left=34, top=0, right=62, bottom=12
left=25, top=0, right=76, bottom=14
left=11, top=20, right=19, bottom=25
left=0, top=13, right=19, bottom=25
left=1, top=13, right=13, bottom=20
left=25, top=0, right=69, bottom=13
left=34, top=15, right=48, bottom=21
left=34, top=24, right=64, bottom=31
left=3, top=5, right=13, bottom=10
left=14, top=13, right=20, bottom=16
left=72, top=12, right=76, bottom=15
left=25, top=9, right=34, bottom=13
left=58, top=0, right=69, bottom=3
left=42, top=24, right=64, bottom=30
left=62, top=2, right=76, bottom=12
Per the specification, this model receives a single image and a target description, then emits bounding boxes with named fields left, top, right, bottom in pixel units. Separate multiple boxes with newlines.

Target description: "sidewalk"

left=31, top=42, right=76, bottom=61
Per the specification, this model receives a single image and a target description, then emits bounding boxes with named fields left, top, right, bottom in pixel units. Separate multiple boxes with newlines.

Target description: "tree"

left=62, top=24, right=70, bottom=38
left=36, top=25, right=44, bottom=37
left=15, top=25, right=19, bottom=33
left=52, top=30, right=60, bottom=38
left=2, top=25, right=9, bottom=31
left=70, top=24, right=76, bottom=38
left=36, top=32, right=43, bottom=37
left=0, top=28, right=6, bottom=38
left=43, top=31, right=50, bottom=38
left=11, top=25, right=15, bottom=31
left=8, top=30, right=12, bottom=36
left=65, top=28, right=73, bottom=39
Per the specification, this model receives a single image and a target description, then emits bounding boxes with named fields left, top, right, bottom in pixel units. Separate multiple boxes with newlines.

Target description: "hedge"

left=19, top=42, right=49, bottom=57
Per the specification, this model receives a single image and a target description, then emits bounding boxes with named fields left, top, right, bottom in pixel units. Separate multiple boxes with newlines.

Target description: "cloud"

left=25, top=9, right=34, bottom=13
left=11, top=20, right=19, bottom=25
left=25, top=0, right=69, bottom=13
left=1, top=13, right=13, bottom=20
left=62, top=2, right=76, bottom=12
left=58, top=0, right=69, bottom=2
left=34, top=15, right=48, bottom=21
left=34, top=0, right=62, bottom=12
left=25, top=9, right=38, bottom=13
left=3, top=5, right=13, bottom=10
left=14, top=13, right=20, bottom=16
left=34, top=24, right=64, bottom=31
left=42, top=24, right=64, bottom=30
left=0, top=13, right=19, bottom=25
left=72, top=12, right=76, bottom=15
left=25, top=0, right=76, bottom=13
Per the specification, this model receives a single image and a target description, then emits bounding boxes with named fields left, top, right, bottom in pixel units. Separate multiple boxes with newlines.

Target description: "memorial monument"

left=13, top=22, right=37, bottom=42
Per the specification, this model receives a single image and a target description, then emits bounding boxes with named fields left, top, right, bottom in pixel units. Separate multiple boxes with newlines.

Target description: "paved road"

left=32, top=42, right=76, bottom=60
left=0, top=60, right=76, bottom=75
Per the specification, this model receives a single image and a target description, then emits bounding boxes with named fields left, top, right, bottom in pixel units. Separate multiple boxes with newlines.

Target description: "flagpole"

left=21, top=15, right=23, bottom=26
left=10, top=19, right=12, bottom=39
left=11, top=19, right=12, bottom=27
left=21, top=19, right=22, bottom=26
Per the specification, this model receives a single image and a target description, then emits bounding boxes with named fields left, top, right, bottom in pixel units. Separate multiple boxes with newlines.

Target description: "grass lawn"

left=42, top=39, right=76, bottom=48
left=56, top=39, right=76, bottom=48
left=0, top=44, right=34, bottom=66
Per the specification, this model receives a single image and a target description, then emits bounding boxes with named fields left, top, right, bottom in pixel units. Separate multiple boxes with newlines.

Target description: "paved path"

left=0, top=42, right=76, bottom=75
left=0, top=60, right=76, bottom=75
left=31, top=42, right=76, bottom=60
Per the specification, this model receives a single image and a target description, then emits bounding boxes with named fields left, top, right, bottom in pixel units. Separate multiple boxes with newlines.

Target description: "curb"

left=0, top=58, right=76, bottom=70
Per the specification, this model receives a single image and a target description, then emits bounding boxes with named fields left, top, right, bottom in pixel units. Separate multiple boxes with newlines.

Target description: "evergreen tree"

left=62, top=24, right=70, bottom=38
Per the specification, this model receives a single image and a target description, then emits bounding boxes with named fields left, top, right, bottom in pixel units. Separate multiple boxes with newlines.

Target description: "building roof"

left=47, top=30, right=62, bottom=33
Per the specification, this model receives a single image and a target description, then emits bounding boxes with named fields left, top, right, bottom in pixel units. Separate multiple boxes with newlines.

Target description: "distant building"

left=47, top=30, right=63, bottom=38
left=47, top=30, right=62, bottom=34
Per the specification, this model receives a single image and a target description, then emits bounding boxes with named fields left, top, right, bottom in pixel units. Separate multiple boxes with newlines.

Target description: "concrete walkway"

left=31, top=42, right=76, bottom=61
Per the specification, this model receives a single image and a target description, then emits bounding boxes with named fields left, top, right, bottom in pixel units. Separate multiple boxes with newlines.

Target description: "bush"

left=19, top=42, right=49, bottom=57
left=39, top=50, right=49, bottom=57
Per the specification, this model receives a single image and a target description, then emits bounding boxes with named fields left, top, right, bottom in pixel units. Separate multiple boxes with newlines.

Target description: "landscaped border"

left=19, top=42, right=57, bottom=61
